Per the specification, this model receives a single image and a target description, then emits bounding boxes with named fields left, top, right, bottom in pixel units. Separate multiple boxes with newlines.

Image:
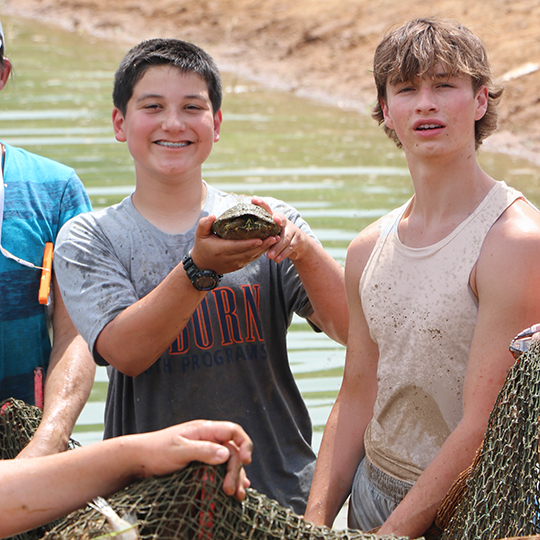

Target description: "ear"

left=474, top=85, right=489, bottom=121
left=213, top=110, right=222, bottom=143
left=0, top=58, right=12, bottom=91
left=381, top=98, right=395, bottom=130
left=112, top=107, right=127, bottom=143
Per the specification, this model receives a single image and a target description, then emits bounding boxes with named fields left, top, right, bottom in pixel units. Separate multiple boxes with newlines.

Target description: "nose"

left=162, top=109, right=185, bottom=131
left=415, top=86, right=438, bottom=114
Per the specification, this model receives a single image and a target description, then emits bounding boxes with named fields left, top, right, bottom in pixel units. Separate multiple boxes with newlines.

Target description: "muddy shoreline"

left=1, top=0, right=540, bottom=164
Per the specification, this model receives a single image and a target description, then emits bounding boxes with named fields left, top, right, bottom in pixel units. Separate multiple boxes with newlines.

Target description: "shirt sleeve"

left=54, top=211, right=138, bottom=365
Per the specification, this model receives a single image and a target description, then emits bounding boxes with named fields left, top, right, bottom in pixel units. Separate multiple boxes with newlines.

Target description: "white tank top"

left=360, top=181, right=522, bottom=482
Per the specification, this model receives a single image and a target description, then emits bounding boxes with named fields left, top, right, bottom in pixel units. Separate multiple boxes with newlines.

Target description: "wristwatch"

left=182, top=254, right=222, bottom=291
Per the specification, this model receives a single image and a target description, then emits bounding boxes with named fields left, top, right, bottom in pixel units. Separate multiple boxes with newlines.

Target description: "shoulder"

left=346, top=214, right=389, bottom=270
left=475, top=198, right=540, bottom=296
left=5, top=143, right=75, bottom=178
left=483, top=198, right=540, bottom=256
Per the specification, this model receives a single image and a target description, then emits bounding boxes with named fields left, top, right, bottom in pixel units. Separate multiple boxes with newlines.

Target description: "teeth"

left=417, top=124, right=442, bottom=130
left=156, top=141, right=190, bottom=148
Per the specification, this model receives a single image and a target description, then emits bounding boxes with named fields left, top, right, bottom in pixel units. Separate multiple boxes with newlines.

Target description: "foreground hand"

left=191, top=215, right=278, bottom=275
left=137, top=420, right=252, bottom=501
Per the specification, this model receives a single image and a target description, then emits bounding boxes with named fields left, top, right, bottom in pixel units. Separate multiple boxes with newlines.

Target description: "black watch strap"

left=182, top=254, right=222, bottom=291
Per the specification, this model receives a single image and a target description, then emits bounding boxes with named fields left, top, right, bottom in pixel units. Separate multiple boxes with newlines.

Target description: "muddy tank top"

left=360, top=181, right=522, bottom=482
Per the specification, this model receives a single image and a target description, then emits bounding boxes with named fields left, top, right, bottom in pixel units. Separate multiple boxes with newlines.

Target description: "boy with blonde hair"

left=305, top=18, right=540, bottom=537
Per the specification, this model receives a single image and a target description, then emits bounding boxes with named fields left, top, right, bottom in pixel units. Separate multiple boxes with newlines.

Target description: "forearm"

left=27, top=336, right=96, bottom=455
left=1, top=437, right=140, bottom=538
left=378, top=422, right=484, bottom=537
left=96, top=262, right=207, bottom=376
left=293, top=240, right=348, bottom=345
left=305, top=396, right=367, bottom=526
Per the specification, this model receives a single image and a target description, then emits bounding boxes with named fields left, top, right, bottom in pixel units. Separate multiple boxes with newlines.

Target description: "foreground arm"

left=377, top=201, right=540, bottom=537
left=253, top=197, right=348, bottom=345
left=17, top=277, right=96, bottom=458
left=0, top=420, right=252, bottom=539
left=304, top=225, right=380, bottom=526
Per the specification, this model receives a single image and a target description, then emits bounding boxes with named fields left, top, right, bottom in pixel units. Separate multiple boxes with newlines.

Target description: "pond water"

left=2, top=14, right=540, bottom=451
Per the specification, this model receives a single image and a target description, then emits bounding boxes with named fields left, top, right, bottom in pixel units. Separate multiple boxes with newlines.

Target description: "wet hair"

left=372, top=18, right=503, bottom=149
left=113, top=38, right=222, bottom=116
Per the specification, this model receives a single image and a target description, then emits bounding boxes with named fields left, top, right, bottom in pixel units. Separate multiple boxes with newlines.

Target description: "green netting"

left=4, top=336, right=540, bottom=540
left=0, top=398, right=408, bottom=540
left=43, top=461, right=409, bottom=540
left=441, top=341, right=540, bottom=540
left=0, top=398, right=58, bottom=540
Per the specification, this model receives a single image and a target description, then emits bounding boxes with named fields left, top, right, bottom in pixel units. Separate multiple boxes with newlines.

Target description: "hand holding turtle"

left=190, top=214, right=278, bottom=275
left=251, top=197, right=315, bottom=264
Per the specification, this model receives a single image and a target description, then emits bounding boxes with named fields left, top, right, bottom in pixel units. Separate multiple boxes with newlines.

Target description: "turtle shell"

left=212, top=202, right=281, bottom=240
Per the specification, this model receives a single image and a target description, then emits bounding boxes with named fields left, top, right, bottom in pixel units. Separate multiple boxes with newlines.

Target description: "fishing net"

left=43, top=460, right=411, bottom=540
left=0, top=397, right=408, bottom=540
left=436, top=341, right=540, bottom=540
left=0, top=398, right=80, bottom=540
left=4, top=334, right=540, bottom=540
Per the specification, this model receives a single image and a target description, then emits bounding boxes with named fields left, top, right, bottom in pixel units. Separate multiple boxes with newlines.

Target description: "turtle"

left=212, top=202, right=281, bottom=240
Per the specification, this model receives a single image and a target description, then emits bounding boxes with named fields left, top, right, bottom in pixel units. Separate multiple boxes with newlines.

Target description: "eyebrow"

left=136, top=92, right=207, bottom=102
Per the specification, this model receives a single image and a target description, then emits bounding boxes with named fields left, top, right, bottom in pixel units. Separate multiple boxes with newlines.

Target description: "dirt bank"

left=1, top=0, right=540, bottom=163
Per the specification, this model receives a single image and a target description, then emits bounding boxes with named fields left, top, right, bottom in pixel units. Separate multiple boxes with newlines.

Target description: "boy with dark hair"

left=54, top=38, right=347, bottom=515
left=305, top=18, right=540, bottom=537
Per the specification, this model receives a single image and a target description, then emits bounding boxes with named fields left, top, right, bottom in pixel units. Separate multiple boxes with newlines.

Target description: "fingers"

left=178, top=420, right=253, bottom=465
left=265, top=215, right=309, bottom=263
left=221, top=441, right=251, bottom=501
left=509, top=323, right=540, bottom=358
left=172, top=421, right=252, bottom=501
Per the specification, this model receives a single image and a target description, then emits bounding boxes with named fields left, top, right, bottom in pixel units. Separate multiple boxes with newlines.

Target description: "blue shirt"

left=0, top=143, right=91, bottom=404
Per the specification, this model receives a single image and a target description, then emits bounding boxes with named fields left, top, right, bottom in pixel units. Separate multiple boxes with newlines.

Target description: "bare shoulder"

left=483, top=198, right=540, bottom=254
left=475, top=198, right=540, bottom=295
left=346, top=219, right=382, bottom=272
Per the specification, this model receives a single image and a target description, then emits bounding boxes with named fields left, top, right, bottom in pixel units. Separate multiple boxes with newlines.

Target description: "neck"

left=131, top=175, right=206, bottom=234
left=399, top=153, right=496, bottom=247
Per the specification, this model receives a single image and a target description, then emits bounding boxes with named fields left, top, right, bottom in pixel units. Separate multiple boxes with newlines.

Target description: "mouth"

left=415, top=123, right=444, bottom=131
left=155, top=141, right=192, bottom=148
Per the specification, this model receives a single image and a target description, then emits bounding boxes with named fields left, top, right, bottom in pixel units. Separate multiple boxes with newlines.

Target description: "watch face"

left=196, top=273, right=218, bottom=290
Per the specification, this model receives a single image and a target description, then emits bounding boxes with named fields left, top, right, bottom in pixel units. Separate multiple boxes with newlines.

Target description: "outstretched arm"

left=17, top=277, right=96, bottom=458
left=0, top=419, right=252, bottom=538
left=377, top=200, right=540, bottom=538
left=305, top=224, right=380, bottom=526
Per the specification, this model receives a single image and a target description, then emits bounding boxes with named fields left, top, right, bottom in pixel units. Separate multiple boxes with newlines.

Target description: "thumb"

left=196, top=215, right=216, bottom=238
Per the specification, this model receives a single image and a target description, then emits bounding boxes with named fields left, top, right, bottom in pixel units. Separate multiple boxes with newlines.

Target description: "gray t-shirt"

left=55, top=183, right=317, bottom=513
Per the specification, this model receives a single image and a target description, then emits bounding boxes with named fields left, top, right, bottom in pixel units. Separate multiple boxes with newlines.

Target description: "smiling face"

left=112, top=66, right=222, bottom=187
left=381, top=70, right=488, bottom=162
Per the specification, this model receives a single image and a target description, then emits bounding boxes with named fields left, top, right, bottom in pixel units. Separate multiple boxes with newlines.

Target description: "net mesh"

left=3, top=341, right=540, bottom=540
left=42, top=462, right=409, bottom=540
left=0, top=398, right=79, bottom=540
left=0, top=398, right=407, bottom=540
left=439, top=341, right=540, bottom=540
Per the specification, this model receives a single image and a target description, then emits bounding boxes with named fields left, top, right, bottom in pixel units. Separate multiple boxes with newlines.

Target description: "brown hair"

left=372, top=18, right=503, bottom=149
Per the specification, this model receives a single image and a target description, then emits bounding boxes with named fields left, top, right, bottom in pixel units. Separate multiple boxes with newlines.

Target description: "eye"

left=397, top=86, right=415, bottom=94
left=143, top=103, right=161, bottom=110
